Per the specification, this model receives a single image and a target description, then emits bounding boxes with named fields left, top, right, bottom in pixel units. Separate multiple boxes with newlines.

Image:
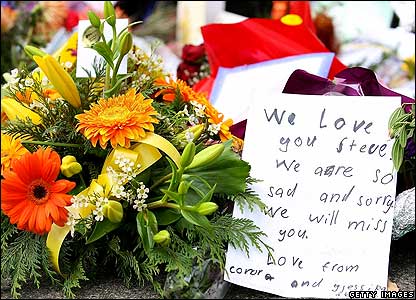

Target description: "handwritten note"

left=76, top=19, right=128, bottom=78
left=224, top=93, right=400, bottom=298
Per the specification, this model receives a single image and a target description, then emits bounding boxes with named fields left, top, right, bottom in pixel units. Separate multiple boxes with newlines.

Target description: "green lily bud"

left=104, top=1, right=116, bottom=26
left=153, top=230, right=171, bottom=246
left=103, top=200, right=123, bottom=223
left=88, top=11, right=101, bottom=28
left=186, top=143, right=224, bottom=170
left=180, top=142, right=195, bottom=168
left=24, top=45, right=47, bottom=59
left=196, top=202, right=218, bottom=216
left=177, top=124, right=204, bottom=144
left=119, top=32, right=133, bottom=57
left=178, top=180, right=191, bottom=195
left=60, top=155, right=82, bottom=178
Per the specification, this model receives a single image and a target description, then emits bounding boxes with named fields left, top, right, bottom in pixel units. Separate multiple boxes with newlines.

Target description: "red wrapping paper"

left=195, top=17, right=346, bottom=97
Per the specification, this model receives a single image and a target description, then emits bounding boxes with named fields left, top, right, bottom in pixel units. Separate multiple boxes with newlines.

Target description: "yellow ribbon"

left=46, top=133, right=181, bottom=274
left=133, top=132, right=181, bottom=168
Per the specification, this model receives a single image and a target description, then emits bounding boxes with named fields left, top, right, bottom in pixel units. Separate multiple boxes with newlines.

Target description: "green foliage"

left=1, top=212, right=18, bottom=252
left=146, top=228, right=201, bottom=277
left=86, top=218, right=122, bottom=244
left=106, top=236, right=162, bottom=293
left=61, top=259, right=89, bottom=299
left=389, top=103, right=415, bottom=171
left=184, top=140, right=250, bottom=195
left=1, top=223, right=58, bottom=299
left=76, top=58, right=106, bottom=108
left=231, top=177, right=266, bottom=214
left=185, top=214, right=272, bottom=269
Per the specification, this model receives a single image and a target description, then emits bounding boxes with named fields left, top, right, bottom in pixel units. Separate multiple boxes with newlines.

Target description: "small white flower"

left=24, top=78, right=34, bottom=87
left=11, top=68, right=19, bottom=77
left=182, top=106, right=190, bottom=116
left=208, top=123, right=221, bottom=135
left=185, top=130, right=194, bottom=143
left=112, top=184, right=127, bottom=199
left=94, top=211, right=104, bottom=222
left=64, top=61, right=73, bottom=69
left=136, top=182, right=149, bottom=199
left=188, top=115, right=199, bottom=126
left=65, top=211, right=81, bottom=237
left=71, top=194, right=90, bottom=208
left=93, top=203, right=105, bottom=222
left=133, top=199, right=147, bottom=212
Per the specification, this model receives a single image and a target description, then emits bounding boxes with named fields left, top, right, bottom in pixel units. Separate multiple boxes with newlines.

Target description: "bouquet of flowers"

left=1, top=2, right=270, bottom=298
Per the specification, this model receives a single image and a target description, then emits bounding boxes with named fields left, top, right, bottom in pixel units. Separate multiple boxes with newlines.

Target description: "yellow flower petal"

left=1, top=97, right=42, bottom=125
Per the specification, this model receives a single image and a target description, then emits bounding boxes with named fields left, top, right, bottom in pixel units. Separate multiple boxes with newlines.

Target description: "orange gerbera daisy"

left=76, top=89, right=159, bottom=149
left=1, top=147, right=76, bottom=235
left=154, top=77, right=198, bottom=103
left=1, top=133, right=29, bottom=176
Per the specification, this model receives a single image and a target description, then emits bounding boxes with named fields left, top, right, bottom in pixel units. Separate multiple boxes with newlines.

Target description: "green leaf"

left=86, top=218, right=121, bottom=244
left=388, top=107, right=405, bottom=130
left=161, top=189, right=183, bottom=206
left=407, top=129, right=414, bottom=139
left=92, top=41, right=114, bottom=68
left=181, top=210, right=211, bottom=230
left=391, top=114, right=410, bottom=131
left=180, top=175, right=214, bottom=206
left=197, top=183, right=216, bottom=205
left=184, top=140, right=250, bottom=194
left=154, top=208, right=181, bottom=225
left=147, top=210, right=158, bottom=233
left=136, top=211, right=158, bottom=253
left=103, top=74, right=132, bottom=97
left=392, top=139, right=404, bottom=171
left=399, top=126, right=408, bottom=148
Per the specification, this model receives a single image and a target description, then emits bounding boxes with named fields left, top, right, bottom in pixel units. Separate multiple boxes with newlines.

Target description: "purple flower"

left=405, top=138, right=416, bottom=159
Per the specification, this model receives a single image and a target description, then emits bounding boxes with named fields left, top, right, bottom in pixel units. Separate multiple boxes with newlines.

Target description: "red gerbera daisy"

left=1, top=147, right=76, bottom=235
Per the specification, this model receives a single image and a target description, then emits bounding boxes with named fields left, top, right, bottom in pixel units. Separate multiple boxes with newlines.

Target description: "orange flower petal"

left=1, top=147, right=75, bottom=235
left=75, top=89, right=159, bottom=149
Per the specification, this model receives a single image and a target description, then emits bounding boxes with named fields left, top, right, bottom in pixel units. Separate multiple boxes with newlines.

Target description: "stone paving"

left=1, top=231, right=414, bottom=299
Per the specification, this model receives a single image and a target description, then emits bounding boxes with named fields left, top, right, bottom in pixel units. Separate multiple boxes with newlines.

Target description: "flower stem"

left=111, top=55, right=123, bottom=86
left=79, top=173, right=87, bottom=187
left=21, top=140, right=82, bottom=148
left=147, top=200, right=179, bottom=210
left=104, top=25, right=118, bottom=93
left=147, top=201, right=195, bottom=212
left=150, top=173, right=172, bottom=190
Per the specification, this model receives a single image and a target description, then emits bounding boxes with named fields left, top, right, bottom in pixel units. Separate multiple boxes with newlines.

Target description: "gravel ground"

left=1, top=231, right=414, bottom=299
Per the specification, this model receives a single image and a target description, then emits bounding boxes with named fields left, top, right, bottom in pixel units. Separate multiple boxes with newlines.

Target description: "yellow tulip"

left=1, top=97, right=42, bottom=125
left=33, top=54, right=81, bottom=108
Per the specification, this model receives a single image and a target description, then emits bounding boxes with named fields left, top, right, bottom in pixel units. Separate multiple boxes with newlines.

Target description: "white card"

left=76, top=19, right=128, bottom=78
left=224, top=93, right=400, bottom=299
left=209, top=52, right=334, bottom=124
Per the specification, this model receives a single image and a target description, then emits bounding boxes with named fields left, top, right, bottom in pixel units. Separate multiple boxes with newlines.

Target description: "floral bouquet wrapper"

left=193, top=16, right=346, bottom=97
